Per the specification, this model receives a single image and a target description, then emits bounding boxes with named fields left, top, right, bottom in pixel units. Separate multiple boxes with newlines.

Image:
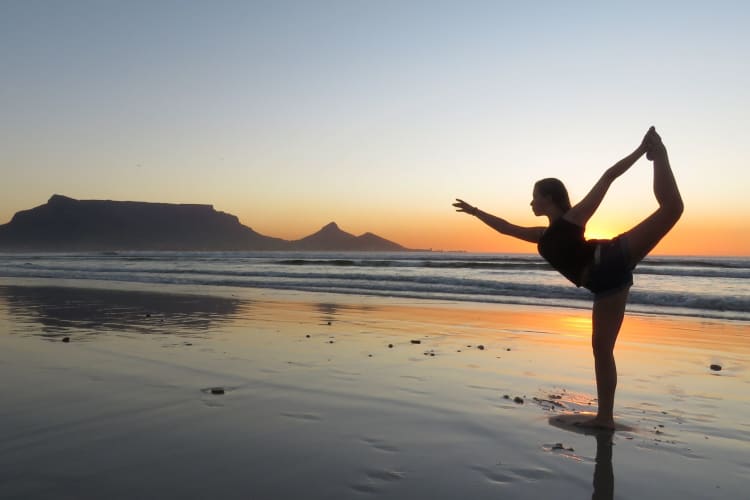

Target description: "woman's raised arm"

left=453, top=199, right=545, bottom=244
left=564, top=128, right=655, bottom=227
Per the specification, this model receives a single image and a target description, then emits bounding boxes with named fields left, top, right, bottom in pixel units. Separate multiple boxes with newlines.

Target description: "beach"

left=1, top=279, right=748, bottom=499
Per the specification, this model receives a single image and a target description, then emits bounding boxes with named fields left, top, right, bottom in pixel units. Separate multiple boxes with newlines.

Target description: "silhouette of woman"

left=454, top=127, right=683, bottom=429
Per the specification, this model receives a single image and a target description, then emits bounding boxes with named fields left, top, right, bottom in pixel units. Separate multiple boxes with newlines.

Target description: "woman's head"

left=532, top=178, right=571, bottom=216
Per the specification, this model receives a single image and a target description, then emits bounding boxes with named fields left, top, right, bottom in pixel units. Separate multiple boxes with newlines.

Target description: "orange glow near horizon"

left=239, top=211, right=750, bottom=257
left=389, top=213, right=747, bottom=256
left=3, top=198, right=741, bottom=256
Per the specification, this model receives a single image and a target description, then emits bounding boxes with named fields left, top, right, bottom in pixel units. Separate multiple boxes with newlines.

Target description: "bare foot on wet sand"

left=575, top=417, right=616, bottom=431
left=549, top=413, right=634, bottom=434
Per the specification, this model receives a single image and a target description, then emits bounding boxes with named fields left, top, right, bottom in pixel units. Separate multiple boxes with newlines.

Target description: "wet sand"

left=1, top=279, right=748, bottom=499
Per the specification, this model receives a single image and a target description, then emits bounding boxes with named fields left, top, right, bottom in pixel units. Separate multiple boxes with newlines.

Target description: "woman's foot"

left=576, top=416, right=616, bottom=431
left=645, top=127, right=665, bottom=161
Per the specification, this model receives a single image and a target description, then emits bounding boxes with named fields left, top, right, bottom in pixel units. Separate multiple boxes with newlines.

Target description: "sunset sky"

left=2, top=1, right=748, bottom=255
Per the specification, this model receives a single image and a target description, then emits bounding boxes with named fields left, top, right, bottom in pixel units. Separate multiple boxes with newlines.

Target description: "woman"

left=453, top=127, right=683, bottom=429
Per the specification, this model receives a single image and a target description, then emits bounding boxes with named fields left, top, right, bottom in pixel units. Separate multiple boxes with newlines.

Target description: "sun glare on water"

left=560, top=316, right=592, bottom=339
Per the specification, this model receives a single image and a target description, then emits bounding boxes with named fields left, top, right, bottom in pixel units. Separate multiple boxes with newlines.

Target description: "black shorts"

left=583, top=236, right=634, bottom=300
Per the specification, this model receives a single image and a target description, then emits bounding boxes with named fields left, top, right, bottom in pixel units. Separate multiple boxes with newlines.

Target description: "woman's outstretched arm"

left=564, top=128, right=654, bottom=227
left=453, top=199, right=545, bottom=244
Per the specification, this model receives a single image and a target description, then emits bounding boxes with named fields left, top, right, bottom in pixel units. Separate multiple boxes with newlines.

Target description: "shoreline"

left=2, top=250, right=749, bottom=325
left=1, top=279, right=748, bottom=499
left=3, top=274, right=748, bottom=326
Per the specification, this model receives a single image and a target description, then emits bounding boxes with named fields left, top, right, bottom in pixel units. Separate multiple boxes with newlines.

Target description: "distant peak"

left=49, top=194, right=76, bottom=204
left=321, top=222, right=340, bottom=230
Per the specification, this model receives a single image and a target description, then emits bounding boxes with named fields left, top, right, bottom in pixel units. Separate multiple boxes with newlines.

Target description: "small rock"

left=710, top=364, right=722, bottom=371
left=506, top=348, right=511, bottom=352
left=549, top=443, right=574, bottom=452
left=210, top=387, right=225, bottom=395
left=388, top=344, right=394, bottom=348
left=145, top=313, right=151, bottom=318
left=477, top=345, right=485, bottom=350
left=327, top=321, right=332, bottom=326
left=513, top=396, right=524, bottom=404
left=328, top=340, right=335, bottom=344
left=368, top=354, right=373, bottom=358
left=411, top=340, right=421, bottom=345
left=185, top=342, right=192, bottom=346
left=306, top=334, right=311, bottom=338
left=503, top=394, right=510, bottom=400
left=62, top=337, right=70, bottom=343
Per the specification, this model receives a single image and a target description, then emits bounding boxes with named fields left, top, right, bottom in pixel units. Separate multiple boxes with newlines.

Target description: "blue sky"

left=2, top=1, right=748, bottom=253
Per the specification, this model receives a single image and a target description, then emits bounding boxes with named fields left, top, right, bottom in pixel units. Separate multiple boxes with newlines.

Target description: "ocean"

left=0, top=251, right=747, bottom=322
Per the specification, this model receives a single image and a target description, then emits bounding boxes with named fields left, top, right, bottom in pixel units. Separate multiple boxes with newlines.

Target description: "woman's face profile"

left=530, top=188, right=549, bottom=216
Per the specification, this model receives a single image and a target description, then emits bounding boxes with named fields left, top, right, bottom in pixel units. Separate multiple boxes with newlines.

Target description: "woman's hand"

left=453, top=199, right=478, bottom=216
left=639, top=126, right=655, bottom=154
left=643, top=126, right=665, bottom=160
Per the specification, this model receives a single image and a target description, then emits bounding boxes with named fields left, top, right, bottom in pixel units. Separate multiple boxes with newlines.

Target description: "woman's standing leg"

left=588, top=287, right=630, bottom=428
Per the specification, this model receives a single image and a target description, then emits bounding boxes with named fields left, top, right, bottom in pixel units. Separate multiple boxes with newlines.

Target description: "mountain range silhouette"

left=0, top=195, right=410, bottom=252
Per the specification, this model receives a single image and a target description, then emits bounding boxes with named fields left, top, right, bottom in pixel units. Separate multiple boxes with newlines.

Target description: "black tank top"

left=537, top=217, right=596, bottom=287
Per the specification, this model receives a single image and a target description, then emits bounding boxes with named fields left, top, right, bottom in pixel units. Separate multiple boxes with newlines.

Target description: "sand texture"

left=1, top=280, right=748, bottom=499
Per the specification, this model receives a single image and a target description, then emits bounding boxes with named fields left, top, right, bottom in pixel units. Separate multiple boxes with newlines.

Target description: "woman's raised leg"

left=623, top=130, right=684, bottom=266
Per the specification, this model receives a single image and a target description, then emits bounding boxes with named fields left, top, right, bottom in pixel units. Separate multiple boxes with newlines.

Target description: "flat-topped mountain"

left=0, top=195, right=409, bottom=252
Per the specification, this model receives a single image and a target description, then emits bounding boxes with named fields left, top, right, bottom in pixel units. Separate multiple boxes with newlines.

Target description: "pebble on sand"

left=210, top=387, right=225, bottom=395
left=513, top=396, right=524, bottom=404
left=388, top=344, right=394, bottom=348
left=410, top=340, right=421, bottom=344
left=551, top=443, right=574, bottom=452
left=477, top=345, right=485, bottom=350
left=62, top=337, right=70, bottom=343
left=710, top=364, right=722, bottom=371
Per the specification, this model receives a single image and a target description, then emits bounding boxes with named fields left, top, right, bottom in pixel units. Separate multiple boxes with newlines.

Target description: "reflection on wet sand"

left=0, top=285, right=248, bottom=340
left=548, top=414, right=614, bottom=500
left=316, top=302, right=339, bottom=325
left=592, top=431, right=614, bottom=500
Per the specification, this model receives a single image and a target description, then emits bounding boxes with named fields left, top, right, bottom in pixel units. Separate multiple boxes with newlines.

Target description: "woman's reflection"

left=592, top=430, right=614, bottom=500
left=549, top=414, right=615, bottom=500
